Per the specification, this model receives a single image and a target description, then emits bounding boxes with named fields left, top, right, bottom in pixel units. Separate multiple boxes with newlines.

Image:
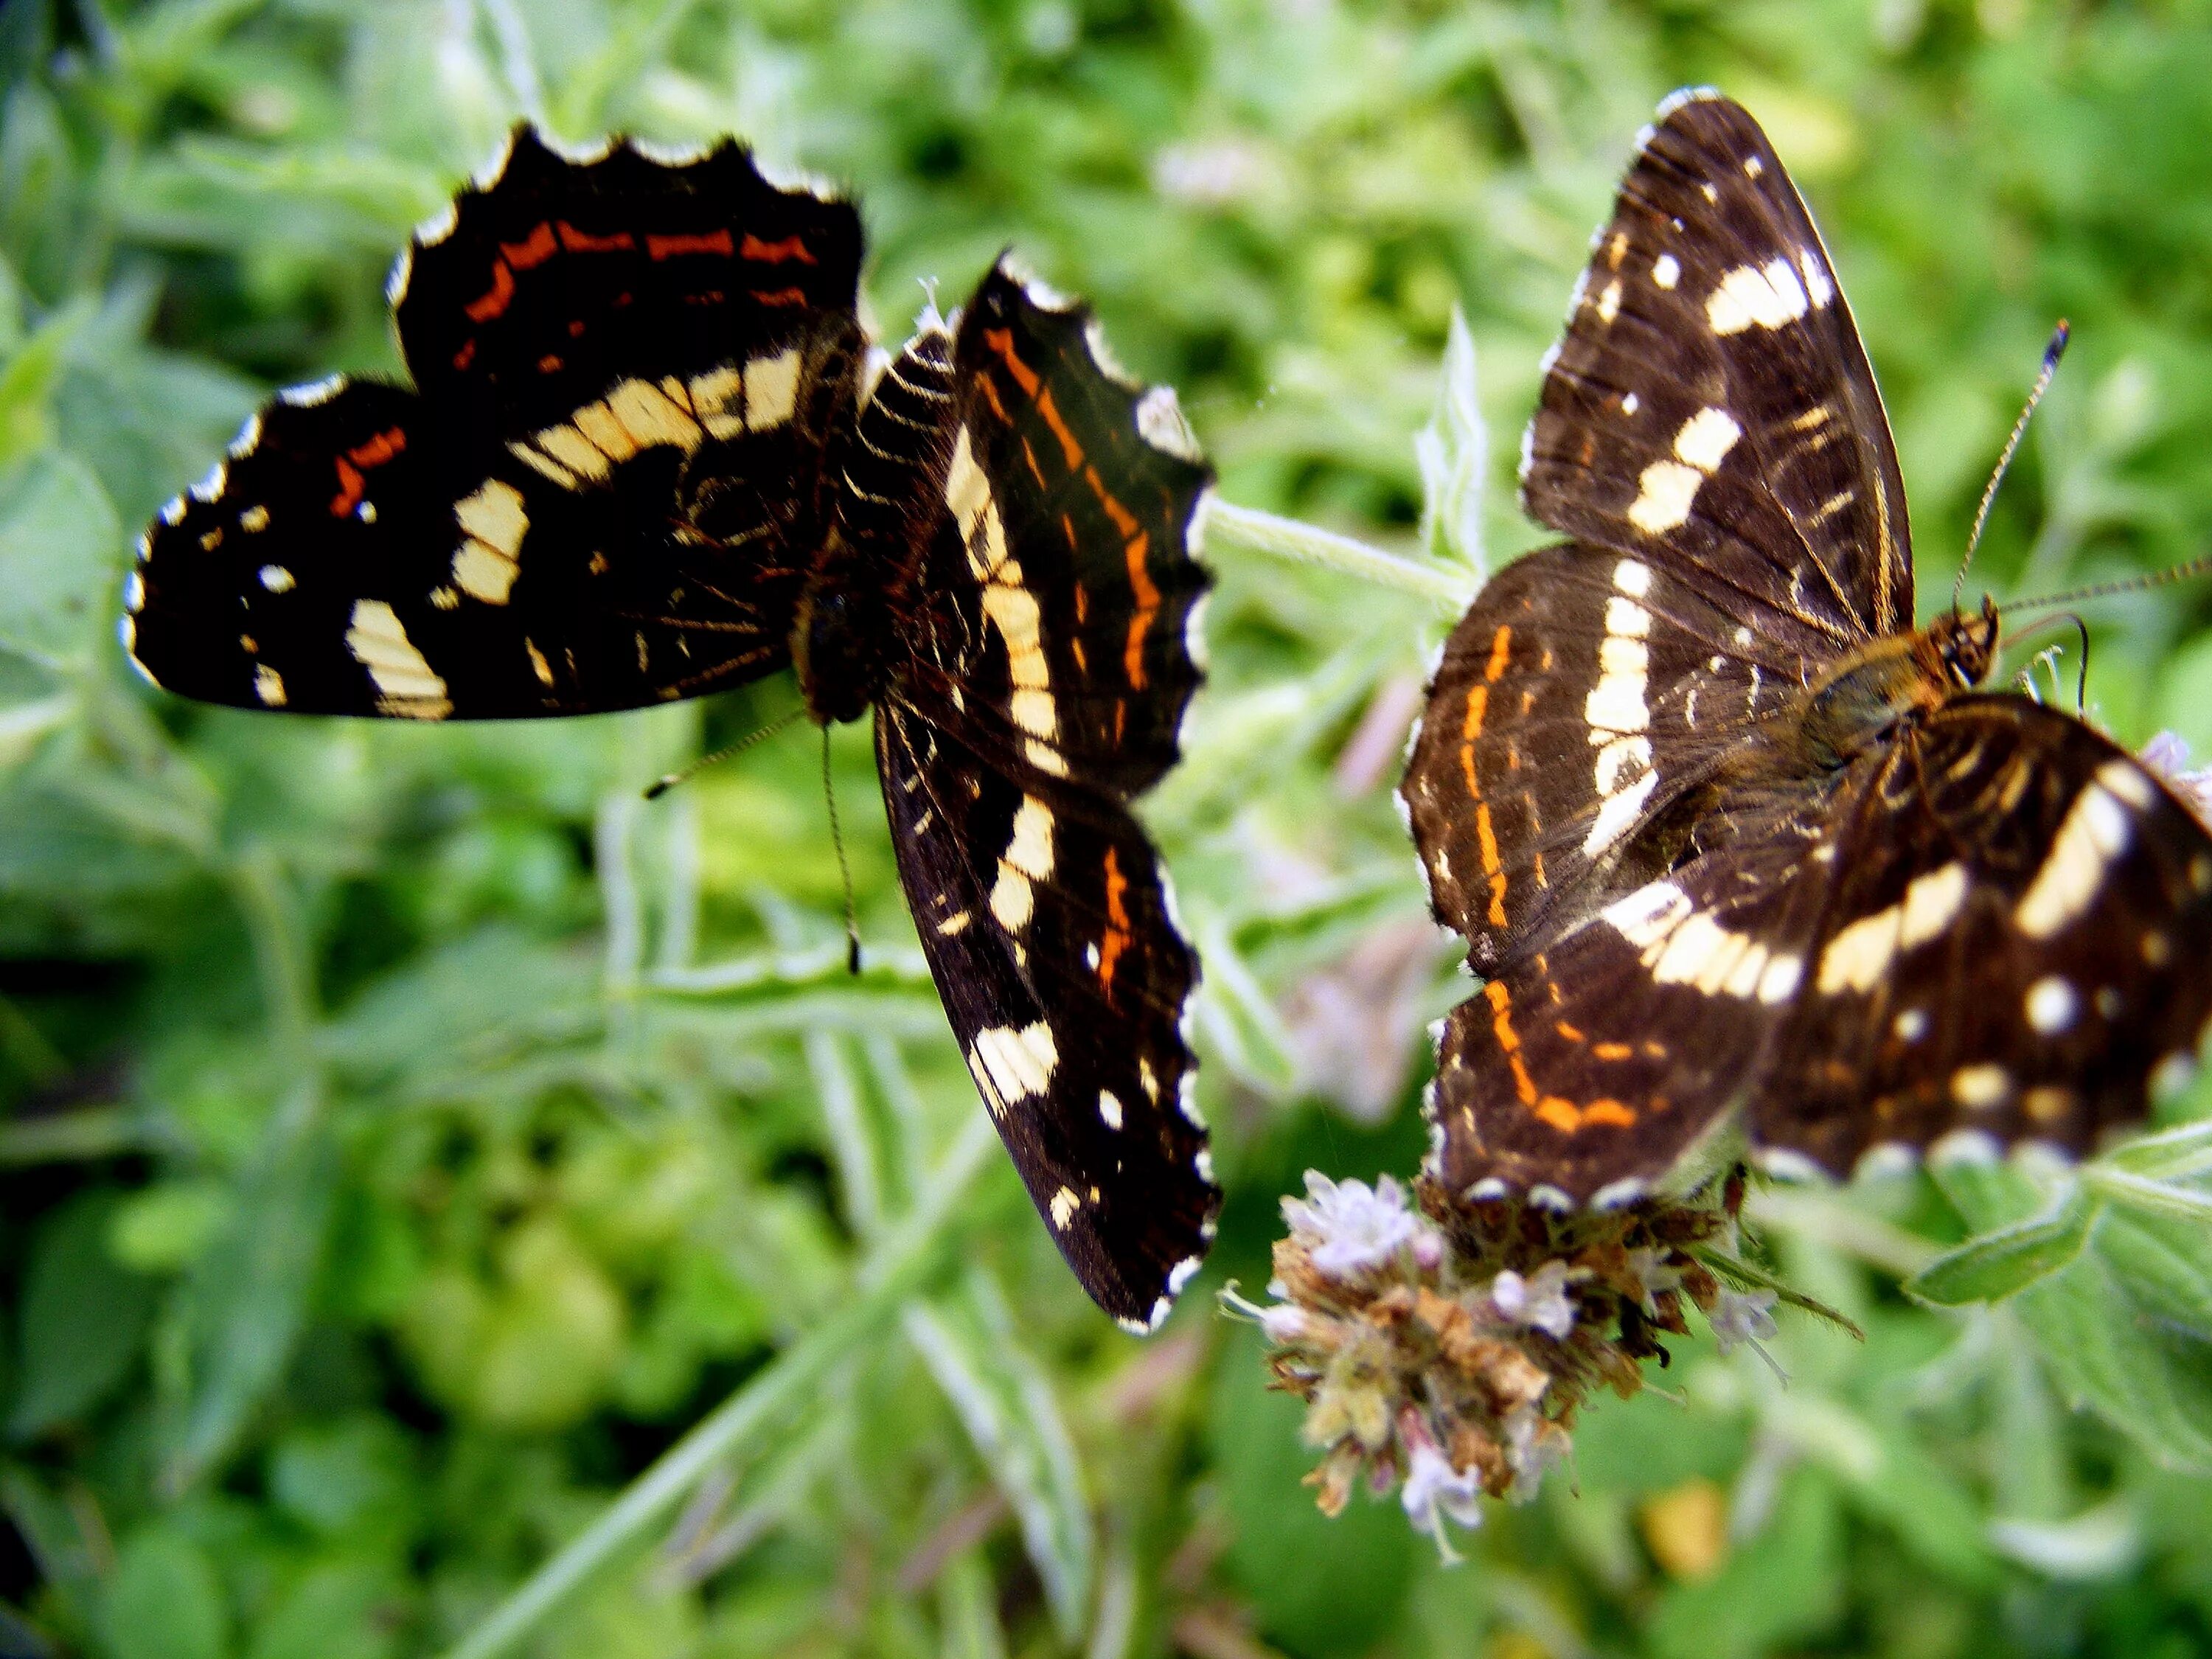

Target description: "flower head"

left=1255, top=1165, right=1745, bottom=1552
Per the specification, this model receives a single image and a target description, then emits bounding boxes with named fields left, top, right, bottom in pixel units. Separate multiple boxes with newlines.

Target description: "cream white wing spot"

left=1798, top=251, right=1835, bottom=308
left=1816, top=863, right=1967, bottom=994
left=240, top=504, right=271, bottom=532
left=1625, top=408, right=1739, bottom=535
left=451, top=478, right=529, bottom=605
left=1099, top=1090, right=1124, bottom=1130
left=1950, top=1063, right=2010, bottom=1110
left=254, top=664, right=286, bottom=707
left=1893, top=1008, right=1929, bottom=1043
left=988, top=795, right=1057, bottom=933
left=1596, top=278, right=1623, bottom=324
left=686, top=363, right=747, bottom=439
left=1651, top=254, right=1680, bottom=290
left=744, top=347, right=803, bottom=431
left=1582, top=559, right=1660, bottom=855
left=258, top=564, right=293, bottom=594
left=345, top=599, right=451, bottom=719
left=1705, top=258, right=1811, bottom=334
left=526, top=638, right=554, bottom=688
left=2017, top=771, right=2133, bottom=938
left=1049, top=1186, right=1081, bottom=1230
left=2025, top=975, right=2077, bottom=1035
left=969, top=1023, right=1060, bottom=1110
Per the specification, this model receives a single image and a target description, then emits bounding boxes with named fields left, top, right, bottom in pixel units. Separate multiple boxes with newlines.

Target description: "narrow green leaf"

left=903, top=1267, right=1094, bottom=1643
left=1905, top=1189, right=2099, bottom=1307
left=161, top=1109, right=338, bottom=1490
left=1413, top=305, right=1487, bottom=573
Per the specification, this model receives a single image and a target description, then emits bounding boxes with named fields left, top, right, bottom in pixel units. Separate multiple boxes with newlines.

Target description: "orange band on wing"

left=647, top=229, right=734, bottom=260
left=465, top=260, right=515, bottom=321
left=1098, top=844, right=1132, bottom=997
left=740, top=232, right=817, bottom=264
left=501, top=222, right=557, bottom=269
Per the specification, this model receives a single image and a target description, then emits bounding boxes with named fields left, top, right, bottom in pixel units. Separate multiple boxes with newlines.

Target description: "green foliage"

left=2, top=1, right=2211, bottom=1656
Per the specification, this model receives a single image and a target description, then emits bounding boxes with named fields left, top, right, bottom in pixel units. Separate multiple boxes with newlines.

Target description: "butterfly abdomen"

left=793, top=328, right=960, bottom=723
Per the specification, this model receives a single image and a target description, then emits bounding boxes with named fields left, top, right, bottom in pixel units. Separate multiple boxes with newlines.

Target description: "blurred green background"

left=4, top=1, right=2212, bottom=1655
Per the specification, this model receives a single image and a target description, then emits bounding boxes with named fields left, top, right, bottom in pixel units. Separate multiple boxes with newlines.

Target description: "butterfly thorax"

left=792, top=327, right=959, bottom=725
left=1792, top=599, right=1999, bottom=771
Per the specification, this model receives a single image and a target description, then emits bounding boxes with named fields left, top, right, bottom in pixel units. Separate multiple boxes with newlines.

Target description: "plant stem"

left=1202, top=499, right=1474, bottom=607
left=437, top=1112, right=1001, bottom=1659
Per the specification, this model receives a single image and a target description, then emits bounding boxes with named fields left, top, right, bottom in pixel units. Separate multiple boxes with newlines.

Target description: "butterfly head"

left=1927, top=596, right=2000, bottom=692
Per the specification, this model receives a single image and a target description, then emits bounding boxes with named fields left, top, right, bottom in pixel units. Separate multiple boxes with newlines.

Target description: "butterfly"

left=122, top=125, right=1220, bottom=1330
left=1399, top=88, right=2212, bottom=1208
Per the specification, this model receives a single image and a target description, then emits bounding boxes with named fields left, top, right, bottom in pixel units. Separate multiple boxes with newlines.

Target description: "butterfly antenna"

left=822, top=725, right=861, bottom=975
left=2000, top=552, right=2212, bottom=618
left=1955, top=319, right=2070, bottom=612
left=645, top=705, right=807, bottom=799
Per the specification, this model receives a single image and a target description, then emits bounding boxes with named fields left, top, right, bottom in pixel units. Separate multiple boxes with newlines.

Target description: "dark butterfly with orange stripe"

left=1401, top=88, right=2212, bottom=1208
left=123, top=125, right=1219, bottom=1330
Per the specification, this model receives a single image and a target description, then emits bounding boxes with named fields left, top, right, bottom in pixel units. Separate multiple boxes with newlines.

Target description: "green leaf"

left=0, top=445, right=122, bottom=667
left=1413, top=305, right=1487, bottom=574
left=7, top=1189, right=157, bottom=1439
left=101, top=1526, right=231, bottom=1659
left=1905, top=1186, right=2099, bottom=1306
left=902, top=1267, right=1093, bottom=1643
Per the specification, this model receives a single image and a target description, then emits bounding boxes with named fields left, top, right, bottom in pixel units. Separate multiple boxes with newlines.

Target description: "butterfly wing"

left=1522, top=88, right=1910, bottom=653
left=876, top=263, right=1217, bottom=1329
left=879, top=706, right=1213, bottom=1329
left=1427, top=753, right=1847, bottom=1206
left=124, top=127, right=864, bottom=718
left=1402, top=539, right=1823, bottom=973
left=1750, top=698, right=2212, bottom=1175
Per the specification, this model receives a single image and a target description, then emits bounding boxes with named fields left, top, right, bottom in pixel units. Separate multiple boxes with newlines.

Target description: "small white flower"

left=1625, top=1246, right=1685, bottom=1313
left=1283, top=1171, right=1427, bottom=1279
left=1488, top=1261, right=1576, bottom=1338
left=1710, top=1287, right=1780, bottom=1354
left=1400, top=1440, right=1485, bottom=1548
left=1503, top=1405, right=1568, bottom=1501
left=1260, top=1304, right=1310, bottom=1344
left=2141, top=731, right=2212, bottom=827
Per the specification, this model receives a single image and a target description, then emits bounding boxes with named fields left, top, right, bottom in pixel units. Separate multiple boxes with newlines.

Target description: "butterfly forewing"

left=918, top=262, right=1213, bottom=801
left=1752, top=700, right=2212, bottom=1174
left=1523, top=88, right=1910, bottom=653
left=125, top=130, right=866, bottom=718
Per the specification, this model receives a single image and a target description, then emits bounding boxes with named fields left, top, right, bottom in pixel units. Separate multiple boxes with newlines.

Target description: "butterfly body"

left=124, top=128, right=1220, bottom=1329
left=1405, top=91, right=2212, bottom=1208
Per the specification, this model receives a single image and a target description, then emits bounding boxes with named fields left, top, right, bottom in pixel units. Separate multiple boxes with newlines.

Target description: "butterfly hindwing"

left=1522, top=88, right=1910, bottom=653
left=1753, top=698, right=2212, bottom=1175
left=125, top=131, right=867, bottom=718
left=879, top=705, right=1214, bottom=1329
